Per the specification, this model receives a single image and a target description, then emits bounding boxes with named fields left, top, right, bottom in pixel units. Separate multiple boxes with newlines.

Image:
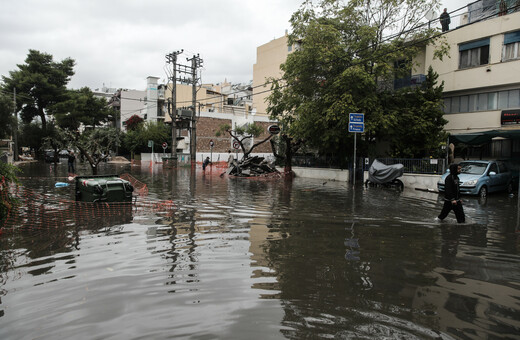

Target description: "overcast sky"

left=0, top=0, right=468, bottom=91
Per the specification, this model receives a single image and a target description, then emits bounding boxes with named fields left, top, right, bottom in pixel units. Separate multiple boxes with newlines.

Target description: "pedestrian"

left=437, top=163, right=465, bottom=223
left=68, top=151, right=76, bottom=174
left=202, top=156, right=211, bottom=171
left=440, top=8, right=451, bottom=32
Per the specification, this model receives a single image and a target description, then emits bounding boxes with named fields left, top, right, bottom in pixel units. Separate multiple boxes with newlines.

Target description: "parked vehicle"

left=364, top=159, right=404, bottom=190
left=437, top=160, right=513, bottom=197
left=44, top=151, right=57, bottom=162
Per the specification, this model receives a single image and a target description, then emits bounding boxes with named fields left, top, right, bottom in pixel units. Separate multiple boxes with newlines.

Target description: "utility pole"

left=166, top=50, right=183, bottom=165
left=187, top=54, right=203, bottom=165
left=13, top=88, right=18, bottom=162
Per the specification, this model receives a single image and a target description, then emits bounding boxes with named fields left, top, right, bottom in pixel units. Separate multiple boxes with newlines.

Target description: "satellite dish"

left=425, top=9, right=437, bottom=21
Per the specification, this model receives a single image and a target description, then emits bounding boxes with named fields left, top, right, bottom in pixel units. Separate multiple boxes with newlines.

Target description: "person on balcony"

left=440, top=8, right=450, bottom=32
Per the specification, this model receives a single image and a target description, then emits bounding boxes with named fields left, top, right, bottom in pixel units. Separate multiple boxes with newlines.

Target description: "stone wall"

left=195, top=117, right=273, bottom=154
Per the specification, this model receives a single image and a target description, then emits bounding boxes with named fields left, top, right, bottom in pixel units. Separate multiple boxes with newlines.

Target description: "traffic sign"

left=233, top=141, right=240, bottom=149
left=162, top=142, right=168, bottom=149
left=348, top=123, right=364, bottom=133
left=268, top=124, right=281, bottom=135
left=349, top=113, right=364, bottom=123
left=210, top=140, right=214, bottom=147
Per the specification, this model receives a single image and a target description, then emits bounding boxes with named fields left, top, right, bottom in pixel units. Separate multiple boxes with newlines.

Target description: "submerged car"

left=437, top=160, right=513, bottom=197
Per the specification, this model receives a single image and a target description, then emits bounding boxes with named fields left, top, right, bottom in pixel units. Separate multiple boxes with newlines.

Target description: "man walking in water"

left=437, top=163, right=465, bottom=223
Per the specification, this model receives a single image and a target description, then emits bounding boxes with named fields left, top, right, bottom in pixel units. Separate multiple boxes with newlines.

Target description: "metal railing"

left=290, top=155, right=447, bottom=175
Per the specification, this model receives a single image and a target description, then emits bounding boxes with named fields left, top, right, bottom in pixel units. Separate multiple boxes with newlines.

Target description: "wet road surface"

left=1, top=161, right=519, bottom=339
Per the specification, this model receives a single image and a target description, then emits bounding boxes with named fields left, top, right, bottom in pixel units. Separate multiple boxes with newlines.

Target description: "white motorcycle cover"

left=368, top=159, right=404, bottom=184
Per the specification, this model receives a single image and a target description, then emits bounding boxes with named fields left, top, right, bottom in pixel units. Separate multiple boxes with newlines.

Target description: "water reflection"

left=0, top=162, right=519, bottom=339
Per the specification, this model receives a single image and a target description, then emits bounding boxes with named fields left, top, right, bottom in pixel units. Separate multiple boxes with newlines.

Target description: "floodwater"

left=1, top=161, right=519, bottom=340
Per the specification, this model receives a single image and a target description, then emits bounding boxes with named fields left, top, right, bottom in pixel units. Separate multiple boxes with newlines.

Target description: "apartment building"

left=416, top=2, right=520, bottom=158
left=252, top=2, right=520, bottom=160
left=252, top=33, right=295, bottom=117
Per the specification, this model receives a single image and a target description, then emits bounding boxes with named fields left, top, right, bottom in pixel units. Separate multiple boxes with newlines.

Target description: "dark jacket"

left=444, top=164, right=460, bottom=201
left=440, top=11, right=450, bottom=25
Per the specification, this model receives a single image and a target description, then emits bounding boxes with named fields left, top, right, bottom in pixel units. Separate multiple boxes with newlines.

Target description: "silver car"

left=437, top=160, right=513, bottom=197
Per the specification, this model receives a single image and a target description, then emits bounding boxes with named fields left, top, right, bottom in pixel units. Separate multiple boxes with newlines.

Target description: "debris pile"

left=224, top=156, right=279, bottom=177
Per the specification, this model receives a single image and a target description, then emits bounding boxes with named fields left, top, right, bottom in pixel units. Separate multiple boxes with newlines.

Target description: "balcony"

left=393, top=74, right=426, bottom=90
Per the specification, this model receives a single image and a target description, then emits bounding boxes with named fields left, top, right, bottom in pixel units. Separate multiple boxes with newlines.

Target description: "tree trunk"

left=283, top=135, right=294, bottom=177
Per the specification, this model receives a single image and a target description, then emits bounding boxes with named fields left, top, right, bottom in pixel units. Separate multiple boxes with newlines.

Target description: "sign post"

left=348, top=113, right=365, bottom=185
left=162, top=142, right=168, bottom=156
left=209, top=139, right=214, bottom=163
left=148, top=140, right=154, bottom=166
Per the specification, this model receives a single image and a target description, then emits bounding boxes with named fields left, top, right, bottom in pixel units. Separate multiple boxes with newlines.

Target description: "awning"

left=449, top=129, right=520, bottom=145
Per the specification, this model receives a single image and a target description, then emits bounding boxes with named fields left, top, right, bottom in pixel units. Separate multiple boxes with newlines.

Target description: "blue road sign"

left=349, top=122, right=364, bottom=133
left=349, top=113, right=364, bottom=123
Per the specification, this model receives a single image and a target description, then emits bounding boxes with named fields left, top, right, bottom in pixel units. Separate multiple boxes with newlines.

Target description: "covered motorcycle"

left=366, top=159, right=404, bottom=189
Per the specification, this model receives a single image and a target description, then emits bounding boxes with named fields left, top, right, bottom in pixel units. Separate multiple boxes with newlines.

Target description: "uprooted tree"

left=216, top=122, right=272, bottom=159
left=216, top=122, right=279, bottom=176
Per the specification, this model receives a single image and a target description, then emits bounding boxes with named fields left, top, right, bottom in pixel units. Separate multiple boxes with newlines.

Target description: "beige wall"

left=253, top=34, right=292, bottom=117
left=423, top=11, right=520, bottom=93
left=163, top=84, right=226, bottom=123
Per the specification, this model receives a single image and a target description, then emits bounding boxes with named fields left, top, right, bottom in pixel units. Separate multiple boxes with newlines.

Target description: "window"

left=503, top=42, right=519, bottom=60
left=460, top=96, right=469, bottom=112
left=444, top=90, right=520, bottom=113
left=498, top=91, right=509, bottom=109
left=468, top=94, right=478, bottom=112
left=488, top=92, right=497, bottom=110
left=478, top=93, right=488, bottom=110
left=509, top=90, right=520, bottom=108
left=443, top=98, right=451, bottom=113
left=503, top=31, right=520, bottom=61
left=459, top=38, right=490, bottom=69
left=451, top=97, right=460, bottom=113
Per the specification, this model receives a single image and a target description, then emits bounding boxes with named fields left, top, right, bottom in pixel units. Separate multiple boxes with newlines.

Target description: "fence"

left=366, top=158, right=447, bottom=175
left=291, top=155, right=446, bottom=175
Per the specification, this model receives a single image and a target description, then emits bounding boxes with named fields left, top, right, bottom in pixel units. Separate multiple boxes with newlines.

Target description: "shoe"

left=434, top=217, right=441, bottom=222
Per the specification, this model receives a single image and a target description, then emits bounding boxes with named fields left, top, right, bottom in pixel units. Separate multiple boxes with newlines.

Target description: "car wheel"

left=479, top=186, right=487, bottom=197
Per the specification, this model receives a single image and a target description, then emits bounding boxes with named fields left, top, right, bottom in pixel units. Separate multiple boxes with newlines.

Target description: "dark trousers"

left=68, top=162, right=75, bottom=173
left=438, top=200, right=465, bottom=223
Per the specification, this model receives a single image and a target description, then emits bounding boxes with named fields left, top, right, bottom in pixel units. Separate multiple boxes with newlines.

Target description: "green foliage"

left=1, top=50, right=75, bottom=130
left=18, top=122, right=44, bottom=155
left=140, top=121, right=169, bottom=144
left=0, top=93, right=15, bottom=139
left=216, top=122, right=271, bottom=159
left=384, top=66, right=448, bottom=158
left=76, top=127, right=120, bottom=173
left=0, top=161, right=20, bottom=221
left=41, top=122, right=73, bottom=161
left=267, top=0, right=447, bottom=160
left=51, top=87, right=113, bottom=130
left=120, top=121, right=170, bottom=157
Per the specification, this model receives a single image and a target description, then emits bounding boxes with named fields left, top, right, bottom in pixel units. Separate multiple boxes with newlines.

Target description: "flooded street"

left=1, top=161, right=519, bottom=339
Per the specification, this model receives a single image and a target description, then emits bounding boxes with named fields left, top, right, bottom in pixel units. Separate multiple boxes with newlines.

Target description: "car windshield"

left=460, top=162, right=487, bottom=175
